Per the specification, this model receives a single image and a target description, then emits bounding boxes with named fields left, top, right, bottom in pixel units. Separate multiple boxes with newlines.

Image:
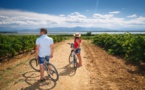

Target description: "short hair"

left=40, top=28, right=47, bottom=34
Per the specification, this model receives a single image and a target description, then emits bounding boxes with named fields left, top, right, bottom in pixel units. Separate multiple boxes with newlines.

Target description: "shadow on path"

left=59, top=64, right=76, bottom=77
left=21, top=71, right=57, bottom=90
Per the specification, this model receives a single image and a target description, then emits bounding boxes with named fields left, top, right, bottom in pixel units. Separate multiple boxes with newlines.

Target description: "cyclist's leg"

left=38, top=56, right=45, bottom=80
left=75, top=48, right=82, bottom=66
left=45, top=56, right=52, bottom=70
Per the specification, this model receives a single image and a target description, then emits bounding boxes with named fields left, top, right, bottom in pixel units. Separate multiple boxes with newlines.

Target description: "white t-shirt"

left=36, top=35, right=54, bottom=57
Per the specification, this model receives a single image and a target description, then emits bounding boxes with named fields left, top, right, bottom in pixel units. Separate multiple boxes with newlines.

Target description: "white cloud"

left=109, top=11, right=120, bottom=14
left=0, top=9, right=145, bottom=30
left=127, top=14, right=137, bottom=18
left=93, top=14, right=114, bottom=19
left=0, top=9, right=66, bottom=28
left=60, top=14, right=65, bottom=17
left=127, top=16, right=145, bottom=25
left=65, top=12, right=87, bottom=23
left=69, top=12, right=86, bottom=19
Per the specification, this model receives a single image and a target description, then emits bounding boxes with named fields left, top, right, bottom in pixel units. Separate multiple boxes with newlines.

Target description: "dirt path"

left=83, top=40, right=145, bottom=90
left=2, top=40, right=90, bottom=90
left=1, top=40, right=145, bottom=90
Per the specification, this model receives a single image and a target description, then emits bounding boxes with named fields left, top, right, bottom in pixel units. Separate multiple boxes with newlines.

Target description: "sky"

left=0, top=0, right=145, bottom=31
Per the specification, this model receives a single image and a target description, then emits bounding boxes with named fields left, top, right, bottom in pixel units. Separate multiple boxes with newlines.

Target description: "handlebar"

left=67, top=43, right=74, bottom=48
left=67, top=43, right=72, bottom=45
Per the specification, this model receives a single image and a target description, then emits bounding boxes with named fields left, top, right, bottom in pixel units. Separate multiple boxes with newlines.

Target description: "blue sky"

left=0, top=0, right=145, bottom=30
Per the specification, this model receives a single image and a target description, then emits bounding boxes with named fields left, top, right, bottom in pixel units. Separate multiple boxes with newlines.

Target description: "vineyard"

left=0, top=35, right=65, bottom=62
left=92, top=33, right=145, bottom=63
left=1, top=34, right=145, bottom=89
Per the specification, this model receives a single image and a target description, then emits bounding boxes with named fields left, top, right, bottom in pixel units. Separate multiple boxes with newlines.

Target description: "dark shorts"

left=75, top=48, right=81, bottom=54
left=38, top=56, right=50, bottom=64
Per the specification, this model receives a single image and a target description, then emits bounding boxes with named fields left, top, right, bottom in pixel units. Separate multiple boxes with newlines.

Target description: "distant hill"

left=0, top=27, right=145, bottom=33
left=46, top=27, right=110, bottom=32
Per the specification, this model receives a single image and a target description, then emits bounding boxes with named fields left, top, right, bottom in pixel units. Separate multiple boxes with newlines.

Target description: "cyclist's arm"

left=35, top=44, right=39, bottom=58
left=35, top=38, right=40, bottom=59
left=50, top=44, right=54, bottom=58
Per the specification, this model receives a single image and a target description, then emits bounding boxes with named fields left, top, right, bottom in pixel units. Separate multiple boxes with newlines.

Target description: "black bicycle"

left=29, top=52, right=59, bottom=81
left=68, top=43, right=78, bottom=70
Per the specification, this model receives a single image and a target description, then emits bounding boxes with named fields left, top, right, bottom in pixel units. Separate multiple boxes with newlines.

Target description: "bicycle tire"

left=69, top=54, right=72, bottom=64
left=69, top=51, right=73, bottom=64
left=69, top=51, right=78, bottom=70
left=29, top=58, right=40, bottom=72
left=46, top=63, right=59, bottom=81
left=73, top=59, right=77, bottom=70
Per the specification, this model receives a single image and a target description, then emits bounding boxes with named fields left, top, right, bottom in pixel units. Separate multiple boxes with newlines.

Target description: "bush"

left=86, top=32, right=92, bottom=36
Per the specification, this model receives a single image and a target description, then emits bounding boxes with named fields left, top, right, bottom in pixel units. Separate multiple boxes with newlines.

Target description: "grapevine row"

left=92, top=33, right=145, bottom=62
left=0, top=35, right=65, bottom=61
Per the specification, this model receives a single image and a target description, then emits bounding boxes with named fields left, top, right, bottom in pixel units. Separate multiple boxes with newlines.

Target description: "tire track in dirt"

left=83, top=40, right=118, bottom=90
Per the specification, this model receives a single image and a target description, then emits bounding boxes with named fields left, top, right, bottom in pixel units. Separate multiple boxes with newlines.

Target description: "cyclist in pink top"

left=73, top=33, right=82, bottom=67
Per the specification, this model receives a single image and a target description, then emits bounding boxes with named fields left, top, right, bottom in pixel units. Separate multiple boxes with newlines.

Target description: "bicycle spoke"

left=45, top=63, right=59, bottom=81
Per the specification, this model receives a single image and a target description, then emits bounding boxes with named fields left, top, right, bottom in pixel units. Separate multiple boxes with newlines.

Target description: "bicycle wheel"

left=73, top=59, right=77, bottom=70
left=69, top=51, right=73, bottom=64
left=29, top=58, right=40, bottom=72
left=45, top=63, right=59, bottom=81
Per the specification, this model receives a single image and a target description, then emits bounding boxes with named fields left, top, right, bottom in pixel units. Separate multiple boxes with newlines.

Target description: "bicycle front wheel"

left=73, top=59, right=77, bottom=70
left=69, top=51, right=73, bottom=64
left=46, top=63, right=59, bottom=81
left=29, top=58, right=40, bottom=72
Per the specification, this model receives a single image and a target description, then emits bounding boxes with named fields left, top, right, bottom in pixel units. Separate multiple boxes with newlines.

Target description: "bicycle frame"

left=71, top=50, right=77, bottom=63
left=68, top=43, right=77, bottom=65
left=43, top=59, right=49, bottom=70
left=31, top=51, right=51, bottom=71
left=34, top=58, right=50, bottom=73
left=30, top=51, right=59, bottom=81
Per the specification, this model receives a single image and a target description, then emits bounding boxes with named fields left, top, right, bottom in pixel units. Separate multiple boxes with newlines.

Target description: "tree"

left=86, top=32, right=92, bottom=36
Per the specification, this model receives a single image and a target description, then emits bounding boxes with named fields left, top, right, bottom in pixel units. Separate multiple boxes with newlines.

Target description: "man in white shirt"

left=35, top=28, right=54, bottom=81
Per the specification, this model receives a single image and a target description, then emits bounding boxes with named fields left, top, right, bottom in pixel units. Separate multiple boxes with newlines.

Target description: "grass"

left=6, top=67, right=12, bottom=70
left=0, top=58, right=30, bottom=89
left=15, top=62, right=24, bottom=67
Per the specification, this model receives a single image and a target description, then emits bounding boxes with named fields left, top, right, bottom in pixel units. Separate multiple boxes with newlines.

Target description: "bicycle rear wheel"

left=45, top=63, right=59, bottom=81
left=29, top=58, right=40, bottom=72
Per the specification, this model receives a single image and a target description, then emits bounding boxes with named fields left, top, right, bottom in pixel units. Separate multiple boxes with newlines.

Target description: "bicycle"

left=29, top=52, right=59, bottom=81
left=68, top=43, right=78, bottom=70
